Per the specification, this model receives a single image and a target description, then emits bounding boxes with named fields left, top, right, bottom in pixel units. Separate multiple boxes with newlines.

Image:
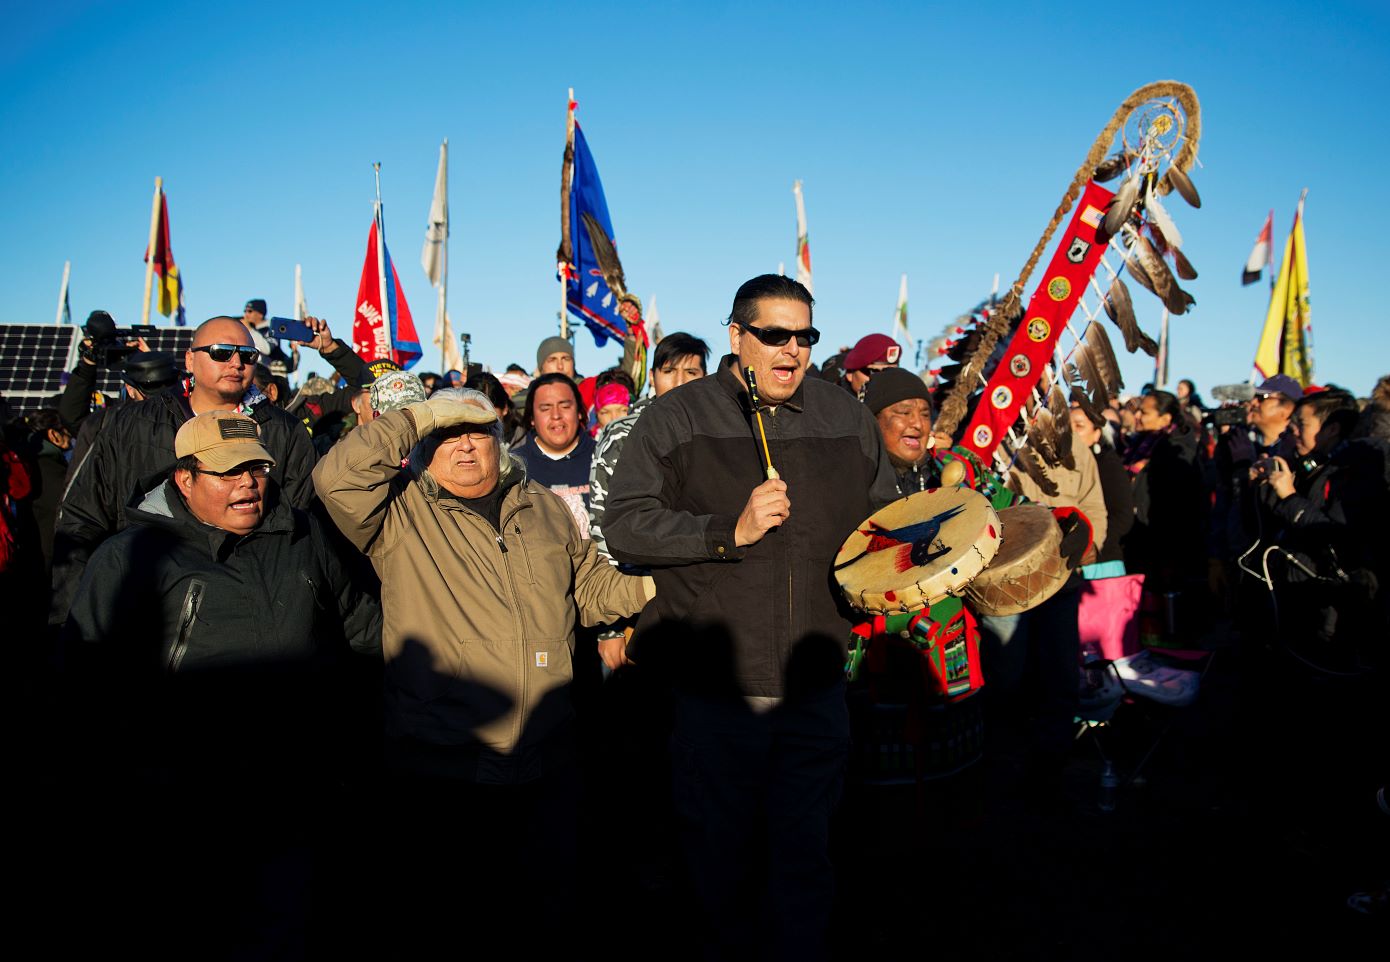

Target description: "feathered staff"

left=935, top=80, right=1203, bottom=473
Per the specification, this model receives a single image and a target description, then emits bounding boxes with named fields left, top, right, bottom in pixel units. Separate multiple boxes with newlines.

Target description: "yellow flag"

left=1253, top=194, right=1312, bottom=385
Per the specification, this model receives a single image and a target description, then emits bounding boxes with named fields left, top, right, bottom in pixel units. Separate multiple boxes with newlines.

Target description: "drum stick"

left=744, top=369, right=780, bottom=480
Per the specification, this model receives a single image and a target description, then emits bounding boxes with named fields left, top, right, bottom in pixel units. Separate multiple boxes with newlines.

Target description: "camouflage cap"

left=369, top=370, right=427, bottom=413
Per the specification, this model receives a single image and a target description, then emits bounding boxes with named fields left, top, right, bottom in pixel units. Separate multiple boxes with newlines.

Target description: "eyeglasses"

left=438, top=428, right=495, bottom=443
left=191, top=344, right=260, bottom=364
left=736, top=322, right=820, bottom=348
left=194, top=462, right=272, bottom=481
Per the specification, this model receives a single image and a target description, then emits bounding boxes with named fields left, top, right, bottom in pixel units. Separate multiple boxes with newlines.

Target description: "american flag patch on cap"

left=217, top=417, right=259, bottom=441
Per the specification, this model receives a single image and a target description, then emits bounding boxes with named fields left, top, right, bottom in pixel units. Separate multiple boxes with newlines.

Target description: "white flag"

left=648, top=295, right=663, bottom=346
left=793, top=180, right=812, bottom=295
left=436, top=310, right=464, bottom=373
left=1242, top=210, right=1273, bottom=286
left=892, top=273, right=909, bottom=344
left=422, top=139, right=448, bottom=286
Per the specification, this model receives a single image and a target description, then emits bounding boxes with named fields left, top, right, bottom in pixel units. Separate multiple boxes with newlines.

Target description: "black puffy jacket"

left=51, top=390, right=317, bottom=623
left=62, top=476, right=380, bottom=775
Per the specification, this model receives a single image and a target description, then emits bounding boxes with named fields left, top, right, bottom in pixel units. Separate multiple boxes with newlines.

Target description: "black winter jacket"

left=63, top=476, right=380, bottom=776
left=51, top=390, right=317, bottom=623
left=604, top=356, right=899, bottom=699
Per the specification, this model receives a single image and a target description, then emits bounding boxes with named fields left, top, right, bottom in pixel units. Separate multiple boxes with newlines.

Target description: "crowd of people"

left=1, top=279, right=1387, bottom=957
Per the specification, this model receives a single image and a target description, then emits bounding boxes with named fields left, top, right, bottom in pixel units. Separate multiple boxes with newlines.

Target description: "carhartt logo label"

left=535, top=652, right=548, bottom=668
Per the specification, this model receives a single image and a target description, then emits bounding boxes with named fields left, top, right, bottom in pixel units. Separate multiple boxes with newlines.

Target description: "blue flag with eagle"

left=560, top=124, right=627, bottom=347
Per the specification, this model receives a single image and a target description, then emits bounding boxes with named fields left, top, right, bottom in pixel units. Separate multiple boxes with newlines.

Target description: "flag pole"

left=560, top=88, right=575, bottom=341
left=141, top=176, right=162, bottom=326
left=373, top=163, right=394, bottom=359
left=438, top=138, right=449, bottom=368
left=56, top=260, right=71, bottom=325
left=1295, top=188, right=1312, bottom=384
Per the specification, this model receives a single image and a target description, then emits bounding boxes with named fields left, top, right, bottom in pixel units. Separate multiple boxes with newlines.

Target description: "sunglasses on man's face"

left=192, top=344, right=260, bottom=364
left=736, top=322, right=820, bottom=348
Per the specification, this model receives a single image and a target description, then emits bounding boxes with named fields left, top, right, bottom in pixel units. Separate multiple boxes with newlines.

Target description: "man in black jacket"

left=604, top=274, right=898, bottom=961
left=61, top=410, right=378, bottom=958
left=51, top=316, right=317, bottom=624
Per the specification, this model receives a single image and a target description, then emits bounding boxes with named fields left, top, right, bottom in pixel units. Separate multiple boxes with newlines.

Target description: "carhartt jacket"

left=313, top=408, right=651, bottom=780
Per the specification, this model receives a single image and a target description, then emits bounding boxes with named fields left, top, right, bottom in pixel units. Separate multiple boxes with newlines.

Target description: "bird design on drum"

left=835, top=504, right=965, bottom=574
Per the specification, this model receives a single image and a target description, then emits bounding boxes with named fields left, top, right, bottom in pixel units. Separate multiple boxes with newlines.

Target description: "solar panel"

left=0, top=323, right=195, bottom=422
left=0, top=324, right=79, bottom=419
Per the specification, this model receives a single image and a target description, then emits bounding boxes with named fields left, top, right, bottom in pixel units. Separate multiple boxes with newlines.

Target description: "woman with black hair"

left=1122, top=389, right=1206, bottom=594
left=1254, top=388, right=1389, bottom=653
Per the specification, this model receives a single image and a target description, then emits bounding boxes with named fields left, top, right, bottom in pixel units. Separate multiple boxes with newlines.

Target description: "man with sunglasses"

left=842, top=332, right=901, bottom=397
left=61, top=410, right=378, bottom=958
left=604, top=274, right=898, bottom=961
left=1210, top=374, right=1303, bottom=590
left=52, top=316, right=318, bottom=625
left=241, top=297, right=297, bottom=374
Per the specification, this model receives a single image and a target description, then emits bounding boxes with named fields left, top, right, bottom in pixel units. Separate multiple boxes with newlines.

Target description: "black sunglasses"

left=736, top=322, right=820, bottom=348
left=192, top=344, right=260, bottom=364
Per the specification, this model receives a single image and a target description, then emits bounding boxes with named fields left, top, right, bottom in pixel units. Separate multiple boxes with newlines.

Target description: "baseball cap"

left=1254, top=374, right=1303, bottom=402
left=843, top=334, right=902, bottom=372
left=175, top=411, right=276, bottom=472
left=369, top=370, right=427, bottom=413
left=365, top=358, right=404, bottom=383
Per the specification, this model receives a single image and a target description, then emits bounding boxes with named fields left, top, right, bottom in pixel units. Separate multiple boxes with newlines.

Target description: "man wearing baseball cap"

left=842, top=332, right=902, bottom=396
left=1210, top=373, right=1304, bottom=599
left=240, top=297, right=297, bottom=374
left=63, top=410, right=379, bottom=957
left=52, top=316, right=319, bottom=627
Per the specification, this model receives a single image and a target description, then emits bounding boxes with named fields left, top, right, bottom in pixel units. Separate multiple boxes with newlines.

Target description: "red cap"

left=844, top=333, right=902, bottom=372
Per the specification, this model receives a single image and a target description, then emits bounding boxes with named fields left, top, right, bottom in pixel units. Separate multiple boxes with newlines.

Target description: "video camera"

left=1204, top=406, right=1248, bottom=429
left=79, top=311, right=158, bottom=367
left=1203, top=383, right=1256, bottom=429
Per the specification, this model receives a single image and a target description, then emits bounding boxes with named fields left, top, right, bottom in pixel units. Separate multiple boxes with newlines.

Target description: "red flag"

left=352, top=218, right=422, bottom=368
left=353, top=220, right=392, bottom=362
left=144, top=193, right=185, bottom=325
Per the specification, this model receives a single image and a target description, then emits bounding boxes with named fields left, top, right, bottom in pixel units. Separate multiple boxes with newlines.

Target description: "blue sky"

left=3, top=1, right=1387, bottom=398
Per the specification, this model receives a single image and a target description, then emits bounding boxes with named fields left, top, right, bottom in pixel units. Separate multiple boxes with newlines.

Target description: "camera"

left=79, top=311, right=156, bottom=367
left=1204, top=405, right=1248, bottom=429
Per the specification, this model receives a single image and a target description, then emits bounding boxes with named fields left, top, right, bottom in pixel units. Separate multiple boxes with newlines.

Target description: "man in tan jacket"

left=313, top=386, right=652, bottom=949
